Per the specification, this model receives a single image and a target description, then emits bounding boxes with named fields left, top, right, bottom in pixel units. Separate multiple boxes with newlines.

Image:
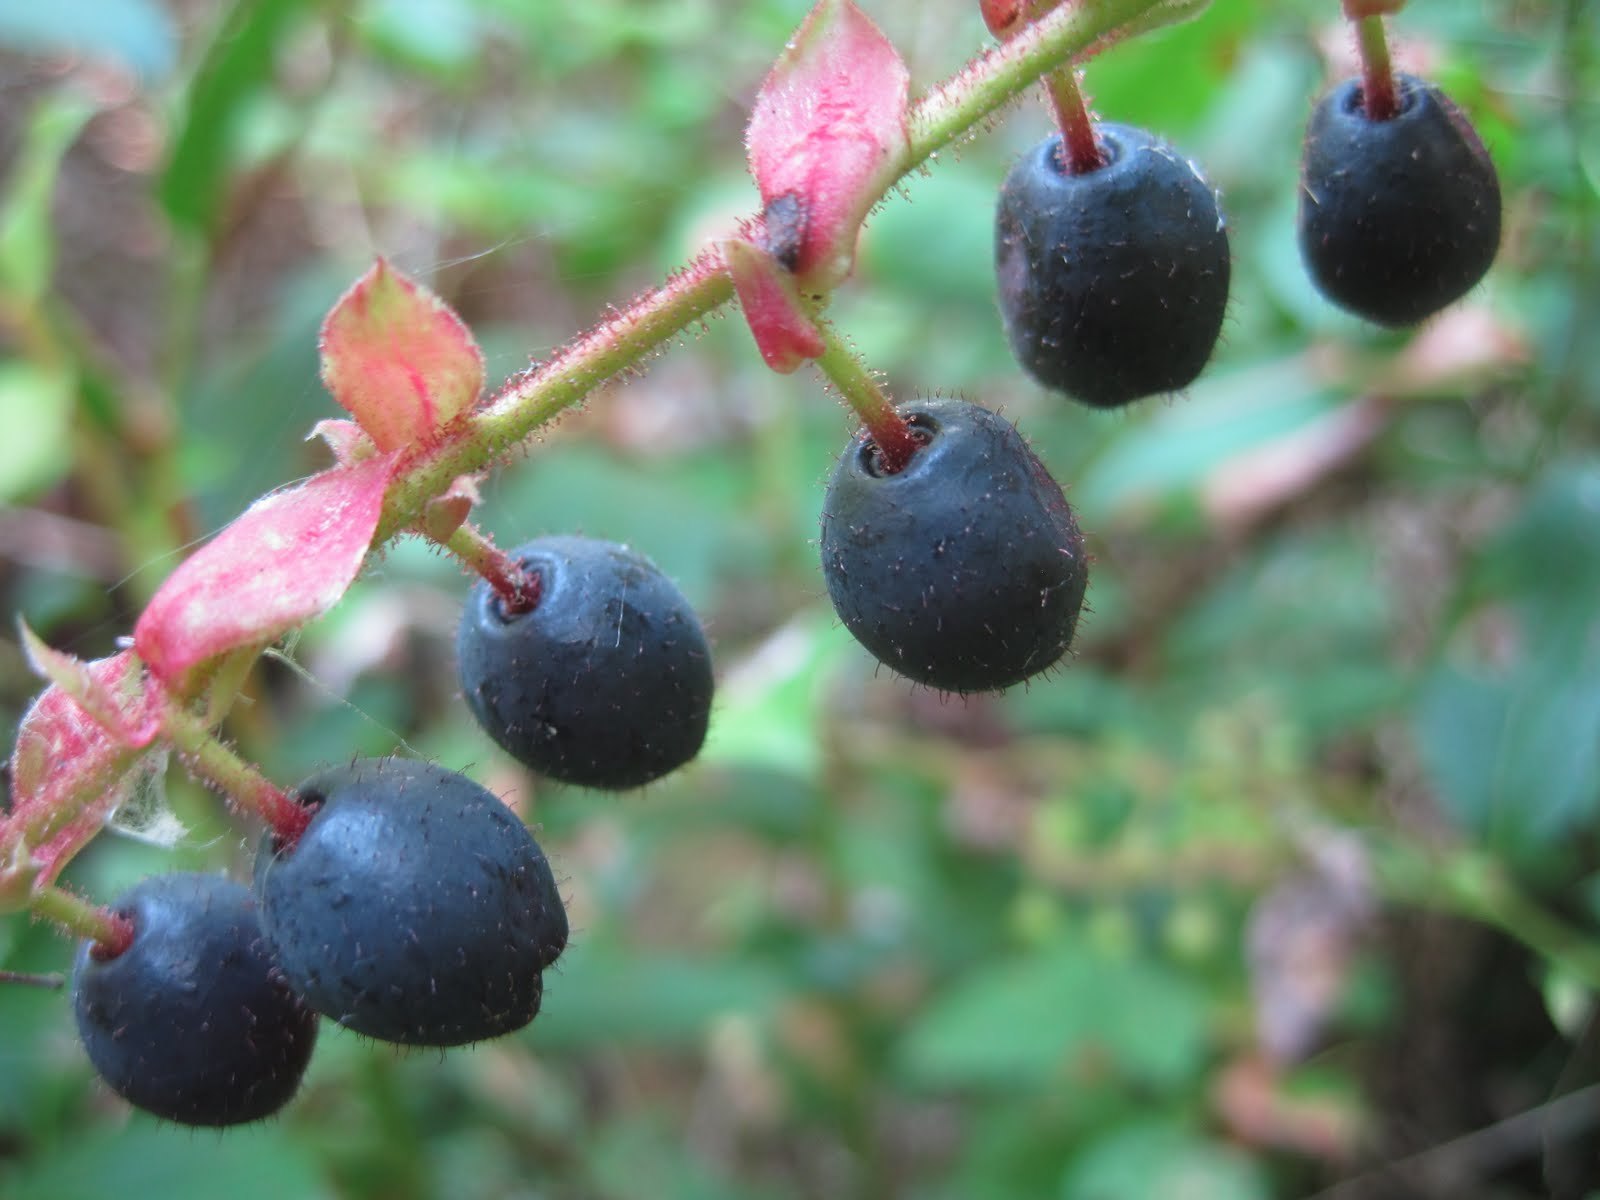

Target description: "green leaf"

left=534, top=941, right=788, bottom=1050
left=0, top=364, right=72, bottom=501
left=1076, top=357, right=1337, bottom=517
left=1416, top=465, right=1600, bottom=853
left=1061, top=1121, right=1268, bottom=1200
left=0, top=95, right=95, bottom=302
left=585, top=1116, right=779, bottom=1200
left=4, top=1122, right=334, bottom=1200
left=0, top=0, right=176, bottom=80
left=698, top=613, right=853, bottom=780
left=898, top=934, right=1208, bottom=1092
left=159, top=0, right=313, bottom=235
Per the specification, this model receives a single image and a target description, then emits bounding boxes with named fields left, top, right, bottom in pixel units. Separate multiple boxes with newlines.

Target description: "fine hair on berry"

left=255, top=757, right=567, bottom=1047
left=819, top=396, right=1088, bottom=693
left=1298, top=72, right=1501, bottom=327
left=995, top=124, right=1231, bottom=408
left=71, top=872, right=318, bottom=1127
left=457, top=534, right=714, bottom=790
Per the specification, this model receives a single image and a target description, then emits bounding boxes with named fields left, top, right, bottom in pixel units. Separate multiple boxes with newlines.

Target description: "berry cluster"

left=73, top=759, right=567, bottom=1124
left=22, top=0, right=1502, bottom=1132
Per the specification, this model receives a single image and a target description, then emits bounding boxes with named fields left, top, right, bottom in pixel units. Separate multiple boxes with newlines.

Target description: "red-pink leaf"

left=320, top=259, right=485, bottom=452
left=723, top=237, right=826, bottom=373
left=134, top=453, right=398, bottom=688
left=5, top=650, right=165, bottom=884
left=10, top=651, right=143, bottom=815
left=17, top=623, right=145, bottom=742
left=745, top=0, right=909, bottom=287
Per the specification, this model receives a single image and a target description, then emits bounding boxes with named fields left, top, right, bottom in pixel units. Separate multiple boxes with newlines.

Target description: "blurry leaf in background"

left=700, top=614, right=850, bottom=780
left=586, top=1115, right=780, bottom=1200
left=0, top=95, right=95, bottom=303
left=0, top=365, right=72, bottom=501
left=898, top=931, right=1208, bottom=1092
left=357, top=0, right=488, bottom=79
left=0, top=0, right=176, bottom=82
left=1416, top=465, right=1600, bottom=855
left=4, top=1122, right=334, bottom=1200
left=1076, top=356, right=1338, bottom=521
left=159, top=0, right=315, bottom=236
left=1060, top=1120, right=1270, bottom=1200
left=534, top=942, right=787, bottom=1051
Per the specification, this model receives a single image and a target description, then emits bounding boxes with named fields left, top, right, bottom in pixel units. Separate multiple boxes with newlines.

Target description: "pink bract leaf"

left=17, top=622, right=148, bottom=743
left=309, top=418, right=380, bottom=466
left=134, top=452, right=398, bottom=689
left=722, top=237, right=826, bottom=374
left=422, top=474, right=482, bottom=542
left=745, top=0, right=909, bottom=288
left=320, top=259, right=485, bottom=452
left=5, top=650, right=167, bottom=886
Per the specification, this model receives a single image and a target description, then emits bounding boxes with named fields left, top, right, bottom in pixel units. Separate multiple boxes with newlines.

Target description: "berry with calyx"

left=819, top=396, right=1088, bottom=693
left=71, top=872, right=317, bottom=1127
left=995, top=124, right=1231, bottom=408
left=254, top=757, right=566, bottom=1047
left=457, top=535, right=714, bottom=791
left=1298, top=72, right=1501, bottom=327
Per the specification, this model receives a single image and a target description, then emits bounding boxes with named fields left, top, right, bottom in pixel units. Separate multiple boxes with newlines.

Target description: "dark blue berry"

left=1298, top=73, right=1501, bottom=327
left=456, top=535, right=714, bottom=791
left=254, top=758, right=566, bottom=1046
left=71, top=872, right=317, bottom=1126
left=819, top=397, right=1088, bottom=693
left=995, top=124, right=1231, bottom=408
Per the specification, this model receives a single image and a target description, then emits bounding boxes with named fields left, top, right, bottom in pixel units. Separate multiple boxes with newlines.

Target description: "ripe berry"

left=1298, top=73, right=1501, bottom=327
left=995, top=124, right=1231, bottom=408
left=254, top=758, right=566, bottom=1046
left=456, top=535, right=714, bottom=791
left=819, top=396, right=1088, bottom=693
left=71, top=872, right=317, bottom=1126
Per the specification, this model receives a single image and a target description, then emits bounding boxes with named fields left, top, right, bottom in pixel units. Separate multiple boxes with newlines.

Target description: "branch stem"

left=161, top=704, right=309, bottom=842
left=1044, top=68, right=1105, bottom=173
left=376, top=0, right=1194, bottom=539
left=1355, top=15, right=1399, bottom=120
left=812, top=323, right=920, bottom=474
left=32, top=886, right=133, bottom=956
left=444, top=523, right=540, bottom=614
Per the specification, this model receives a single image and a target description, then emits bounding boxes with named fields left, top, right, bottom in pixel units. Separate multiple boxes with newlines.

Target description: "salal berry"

left=457, top=535, right=714, bottom=790
left=1298, top=73, right=1501, bottom=327
left=820, top=396, right=1088, bottom=693
left=995, top=124, right=1231, bottom=408
left=254, top=758, right=567, bottom=1047
left=71, top=872, right=317, bottom=1126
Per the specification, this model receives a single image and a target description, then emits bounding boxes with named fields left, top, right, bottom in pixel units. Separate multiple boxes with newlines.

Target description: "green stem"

left=378, top=250, right=734, bottom=542
left=32, top=886, right=133, bottom=955
left=1355, top=15, right=1399, bottom=120
left=812, top=322, right=921, bottom=474
left=1376, top=844, right=1600, bottom=992
left=443, top=523, right=539, bottom=613
left=162, top=703, right=309, bottom=841
left=911, top=0, right=1187, bottom=153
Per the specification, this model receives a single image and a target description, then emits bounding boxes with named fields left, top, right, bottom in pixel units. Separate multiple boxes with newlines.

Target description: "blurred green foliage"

left=1, top=0, right=1598, bottom=1197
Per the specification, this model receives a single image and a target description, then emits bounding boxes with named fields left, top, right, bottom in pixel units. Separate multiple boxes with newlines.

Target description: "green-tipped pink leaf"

left=134, top=453, right=397, bottom=687
left=320, top=259, right=485, bottom=451
left=745, top=0, right=909, bottom=288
